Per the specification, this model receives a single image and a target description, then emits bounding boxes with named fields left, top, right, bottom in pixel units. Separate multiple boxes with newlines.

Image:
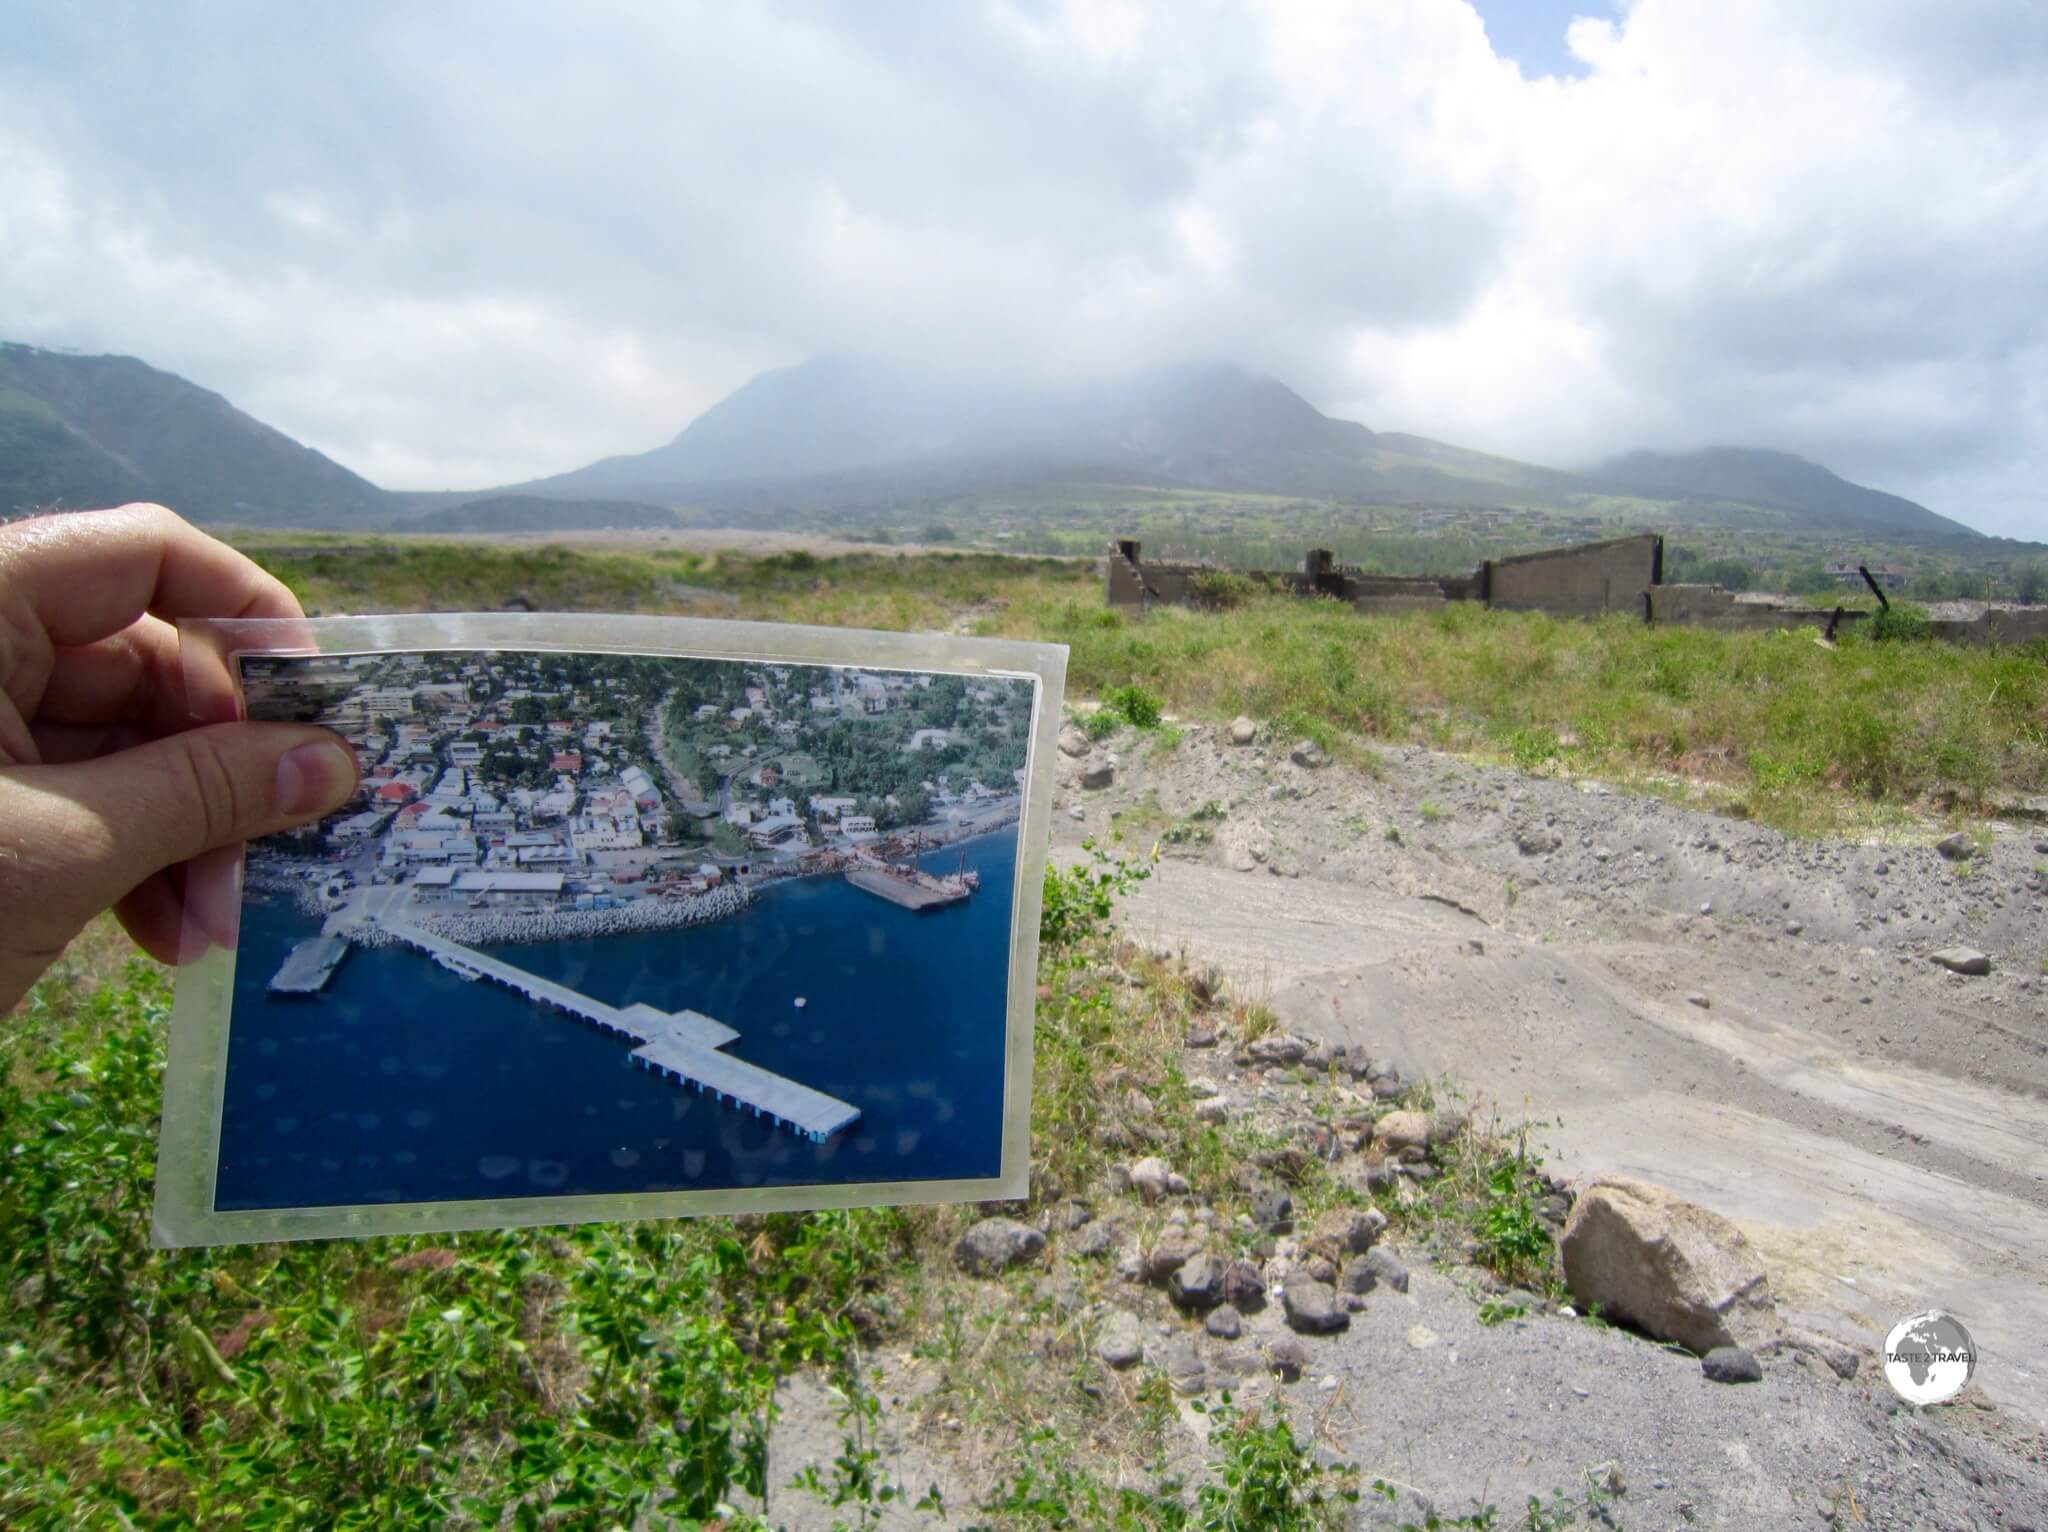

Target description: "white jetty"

left=376, top=911, right=859, bottom=1144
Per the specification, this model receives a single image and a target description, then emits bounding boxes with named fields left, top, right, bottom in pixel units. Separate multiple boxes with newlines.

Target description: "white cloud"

left=0, top=0, right=2041, bottom=537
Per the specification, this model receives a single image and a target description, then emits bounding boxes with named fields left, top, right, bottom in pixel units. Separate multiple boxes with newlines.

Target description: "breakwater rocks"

left=414, top=884, right=752, bottom=946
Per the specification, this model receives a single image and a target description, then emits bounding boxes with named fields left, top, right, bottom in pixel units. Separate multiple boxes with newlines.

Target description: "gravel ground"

left=765, top=721, right=2048, bottom=1529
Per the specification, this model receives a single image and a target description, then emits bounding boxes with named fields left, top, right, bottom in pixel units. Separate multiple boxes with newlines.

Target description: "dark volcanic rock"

left=1266, top=1335, right=1310, bottom=1381
left=1204, top=1303, right=1243, bottom=1340
left=1281, top=1274, right=1349, bottom=1334
left=1702, top=1345, right=1763, bottom=1384
left=954, top=1218, right=1045, bottom=1277
left=1169, top=1250, right=1227, bottom=1311
left=1221, top=1259, right=1268, bottom=1312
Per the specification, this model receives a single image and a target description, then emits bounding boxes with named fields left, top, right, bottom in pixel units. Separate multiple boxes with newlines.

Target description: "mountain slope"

left=1589, top=446, right=1973, bottom=539
left=0, top=343, right=389, bottom=527
left=0, top=341, right=1981, bottom=544
left=535, top=357, right=1596, bottom=508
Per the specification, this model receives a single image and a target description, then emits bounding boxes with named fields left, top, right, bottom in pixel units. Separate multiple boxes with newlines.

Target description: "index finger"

left=0, top=504, right=302, bottom=650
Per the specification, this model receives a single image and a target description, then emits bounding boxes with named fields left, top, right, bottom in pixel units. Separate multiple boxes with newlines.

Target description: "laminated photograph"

left=154, top=613, right=1064, bottom=1246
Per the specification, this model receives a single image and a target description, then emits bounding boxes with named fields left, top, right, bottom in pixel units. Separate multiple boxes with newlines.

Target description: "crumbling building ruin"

left=1104, top=535, right=2048, bottom=646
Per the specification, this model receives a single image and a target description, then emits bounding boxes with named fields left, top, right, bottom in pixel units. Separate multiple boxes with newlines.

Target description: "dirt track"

left=1054, top=722, right=2048, bottom=1427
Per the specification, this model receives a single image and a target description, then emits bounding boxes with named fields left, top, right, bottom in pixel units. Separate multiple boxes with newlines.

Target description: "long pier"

left=376, top=913, right=860, bottom=1144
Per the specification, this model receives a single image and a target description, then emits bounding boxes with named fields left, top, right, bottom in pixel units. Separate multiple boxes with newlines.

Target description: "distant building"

left=908, top=728, right=950, bottom=751
left=550, top=751, right=582, bottom=774
left=810, top=795, right=857, bottom=818
left=364, top=688, right=415, bottom=718
left=586, top=785, right=636, bottom=818
left=328, top=810, right=387, bottom=843
left=1826, top=561, right=1911, bottom=589
left=619, top=766, right=659, bottom=809
left=838, top=814, right=878, bottom=836
left=569, top=815, right=644, bottom=852
left=454, top=870, right=564, bottom=907
left=747, top=813, right=807, bottom=848
left=374, top=781, right=416, bottom=806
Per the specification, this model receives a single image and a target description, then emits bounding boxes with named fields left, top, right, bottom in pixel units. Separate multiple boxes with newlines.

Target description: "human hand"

left=0, top=505, right=360, bottom=1011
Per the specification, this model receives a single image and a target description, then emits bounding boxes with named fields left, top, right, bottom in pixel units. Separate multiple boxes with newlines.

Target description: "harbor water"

left=214, top=833, right=1018, bottom=1211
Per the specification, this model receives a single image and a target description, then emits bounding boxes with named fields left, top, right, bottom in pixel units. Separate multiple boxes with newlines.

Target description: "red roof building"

left=375, top=781, right=416, bottom=804
left=550, top=751, right=582, bottom=774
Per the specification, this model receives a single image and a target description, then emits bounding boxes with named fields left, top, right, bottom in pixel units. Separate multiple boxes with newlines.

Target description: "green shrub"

left=1103, top=683, right=1166, bottom=730
left=1471, top=1146, right=1554, bottom=1288
left=1040, top=839, right=1153, bottom=948
left=1866, top=602, right=1933, bottom=643
left=1189, top=570, right=1259, bottom=611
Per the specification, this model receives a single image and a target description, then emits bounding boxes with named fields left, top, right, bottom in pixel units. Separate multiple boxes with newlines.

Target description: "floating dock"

left=268, top=935, right=352, bottom=994
left=379, top=914, right=859, bottom=1143
left=846, top=864, right=971, bottom=912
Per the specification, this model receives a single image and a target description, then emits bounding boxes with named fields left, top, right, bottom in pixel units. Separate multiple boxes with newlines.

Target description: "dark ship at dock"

left=843, top=852, right=980, bottom=912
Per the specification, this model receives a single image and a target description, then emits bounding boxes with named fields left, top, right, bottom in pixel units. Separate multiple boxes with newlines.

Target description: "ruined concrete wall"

left=1107, top=533, right=2042, bottom=649
left=1648, top=586, right=1869, bottom=635
left=1983, top=607, right=2048, bottom=646
left=1647, top=584, right=1736, bottom=624
left=1486, top=533, right=1663, bottom=616
left=1105, top=541, right=1208, bottom=610
left=1105, top=545, right=1148, bottom=609
left=1437, top=570, right=1486, bottom=603
left=1931, top=608, right=2048, bottom=646
left=1342, top=575, right=1455, bottom=601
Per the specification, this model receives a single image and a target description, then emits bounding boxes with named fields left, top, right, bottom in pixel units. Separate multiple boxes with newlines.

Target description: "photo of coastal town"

left=217, top=646, right=1034, bottom=1213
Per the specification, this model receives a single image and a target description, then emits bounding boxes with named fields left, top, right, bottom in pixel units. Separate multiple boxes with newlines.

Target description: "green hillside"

left=0, top=344, right=388, bottom=527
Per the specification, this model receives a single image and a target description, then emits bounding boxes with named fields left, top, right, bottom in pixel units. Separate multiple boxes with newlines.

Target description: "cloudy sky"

left=4, top=1, right=2043, bottom=537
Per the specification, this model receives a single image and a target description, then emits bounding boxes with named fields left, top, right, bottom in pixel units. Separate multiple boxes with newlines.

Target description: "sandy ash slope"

left=766, top=723, right=2048, bottom=1531
left=1056, top=724, right=2048, bottom=1415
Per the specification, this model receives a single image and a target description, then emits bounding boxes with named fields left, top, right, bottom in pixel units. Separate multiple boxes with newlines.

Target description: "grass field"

left=242, top=533, right=2048, bottom=838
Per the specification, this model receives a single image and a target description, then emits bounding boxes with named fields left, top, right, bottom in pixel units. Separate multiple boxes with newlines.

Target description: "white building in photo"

left=328, top=810, right=387, bottom=843
left=746, top=814, right=807, bottom=849
left=570, top=815, right=644, bottom=853
left=454, top=870, right=564, bottom=908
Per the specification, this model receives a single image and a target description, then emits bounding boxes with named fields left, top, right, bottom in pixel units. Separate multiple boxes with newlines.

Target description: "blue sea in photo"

left=213, top=833, right=1017, bottom=1211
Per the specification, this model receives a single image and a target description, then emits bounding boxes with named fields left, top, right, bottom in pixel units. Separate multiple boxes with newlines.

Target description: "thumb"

left=1, top=723, right=358, bottom=966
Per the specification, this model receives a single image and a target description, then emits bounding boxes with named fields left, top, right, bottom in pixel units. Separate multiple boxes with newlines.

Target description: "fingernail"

left=184, top=845, right=245, bottom=954
left=275, top=740, right=357, bottom=819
